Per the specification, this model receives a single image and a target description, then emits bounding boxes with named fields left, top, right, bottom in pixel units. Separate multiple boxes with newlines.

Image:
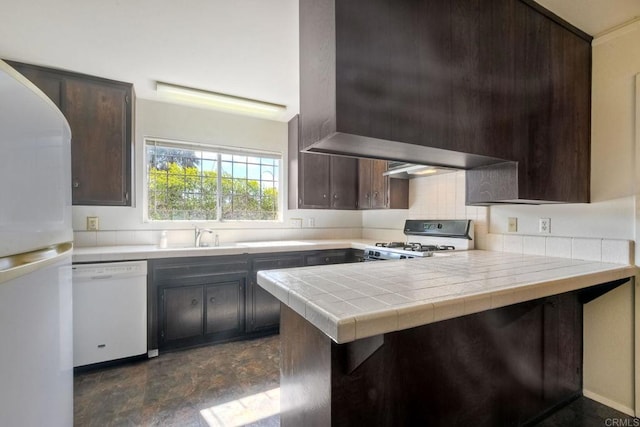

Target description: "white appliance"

left=0, top=60, right=73, bottom=425
left=364, top=220, right=474, bottom=260
left=72, top=261, right=147, bottom=367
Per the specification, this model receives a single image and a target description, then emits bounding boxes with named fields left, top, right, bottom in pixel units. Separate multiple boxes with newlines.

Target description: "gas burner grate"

left=406, top=243, right=456, bottom=252
left=375, top=242, right=456, bottom=252
left=375, top=242, right=405, bottom=248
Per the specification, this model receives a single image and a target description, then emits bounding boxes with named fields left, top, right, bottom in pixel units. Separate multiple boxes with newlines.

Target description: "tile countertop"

left=256, top=250, right=638, bottom=344
left=71, top=239, right=377, bottom=263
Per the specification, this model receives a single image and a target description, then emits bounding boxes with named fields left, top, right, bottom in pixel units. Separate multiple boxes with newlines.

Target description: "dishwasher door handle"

left=89, top=275, right=113, bottom=280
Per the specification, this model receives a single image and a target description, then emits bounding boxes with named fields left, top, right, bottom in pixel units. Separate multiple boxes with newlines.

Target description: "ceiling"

left=0, top=0, right=299, bottom=121
left=0, top=0, right=638, bottom=122
left=536, top=0, right=640, bottom=35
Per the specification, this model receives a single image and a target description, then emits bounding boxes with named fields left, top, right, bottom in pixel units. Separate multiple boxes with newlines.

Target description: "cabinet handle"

left=325, top=257, right=330, bottom=263
left=209, top=297, right=216, bottom=303
left=365, top=193, right=370, bottom=199
left=73, top=180, right=80, bottom=188
left=333, top=194, right=338, bottom=199
left=373, top=191, right=378, bottom=199
left=323, top=194, right=327, bottom=199
left=191, top=299, right=198, bottom=306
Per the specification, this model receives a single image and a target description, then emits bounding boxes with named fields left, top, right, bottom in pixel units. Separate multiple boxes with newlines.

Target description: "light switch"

left=508, top=217, right=517, bottom=233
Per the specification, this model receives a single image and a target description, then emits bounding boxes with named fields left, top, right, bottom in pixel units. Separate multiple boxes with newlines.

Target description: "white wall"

left=584, top=281, right=635, bottom=415
left=73, top=99, right=362, bottom=247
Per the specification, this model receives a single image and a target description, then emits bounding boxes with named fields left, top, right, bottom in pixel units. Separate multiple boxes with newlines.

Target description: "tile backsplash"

left=484, top=233, right=633, bottom=264
left=362, top=171, right=489, bottom=245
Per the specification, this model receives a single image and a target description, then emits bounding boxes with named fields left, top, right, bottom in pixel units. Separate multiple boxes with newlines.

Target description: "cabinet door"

left=358, top=159, right=373, bottom=209
left=162, top=286, right=203, bottom=342
left=370, top=159, right=388, bottom=209
left=250, top=255, right=304, bottom=332
left=359, top=159, right=406, bottom=210
left=64, top=77, right=132, bottom=206
left=330, top=156, right=358, bottom=209
left=205, top=281, right=243, bottom=336
left=6, top=61, right=133, bottom=206
left=299, top=152, right=331, bottom=208
left=7, top=62, right=63, bottom=106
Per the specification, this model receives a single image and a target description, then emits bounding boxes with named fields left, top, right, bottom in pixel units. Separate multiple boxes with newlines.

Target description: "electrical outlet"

left=86, top=216, right=99, bottom=231
left=507, top=217, right=518, bottom=233
left=538, top=218, right=551, bottom=234
left=308, top=217, right=315, bottom=228
left=290, top=218, right=303, bottom=228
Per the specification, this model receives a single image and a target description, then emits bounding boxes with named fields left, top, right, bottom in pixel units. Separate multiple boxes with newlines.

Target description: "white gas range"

left=364, top=220, right=474, bottom=261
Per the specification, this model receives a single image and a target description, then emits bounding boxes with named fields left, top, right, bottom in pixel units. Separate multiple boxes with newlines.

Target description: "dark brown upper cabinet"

left=298, top=0, right=592, bottom=205
left=6, top=61, right=133, bottom=206
left=288, top=115, right=359, bottom=209
left=358, top=159, right=408, bottom=209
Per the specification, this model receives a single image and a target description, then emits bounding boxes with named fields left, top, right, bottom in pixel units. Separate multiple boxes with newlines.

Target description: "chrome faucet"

left=194, top=226, right=214, bottom=247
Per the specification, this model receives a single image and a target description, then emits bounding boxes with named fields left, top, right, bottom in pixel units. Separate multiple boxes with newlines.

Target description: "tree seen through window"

left=146, top=141, right=279, bottom=221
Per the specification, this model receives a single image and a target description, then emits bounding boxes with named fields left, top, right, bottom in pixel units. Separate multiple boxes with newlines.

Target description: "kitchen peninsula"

left=257, top=251, right=637, bottom=426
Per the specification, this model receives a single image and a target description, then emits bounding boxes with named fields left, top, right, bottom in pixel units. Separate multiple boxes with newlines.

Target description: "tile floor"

left=74, top=336, right=280, bottom=427
left=74, top=334, right=637, bottom=427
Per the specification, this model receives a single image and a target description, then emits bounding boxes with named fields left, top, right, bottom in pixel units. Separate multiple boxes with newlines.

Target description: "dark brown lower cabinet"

left=160, top=278, right=245, bottom=351
left=247, top=250, right=361, bottom=333
left=247, top=254, right=305, bottom=333
left=280, top=282, right=628, bottom=427
left=149, top=249, right=363, bottom=352
left=149, top=255, right=249, bottom=352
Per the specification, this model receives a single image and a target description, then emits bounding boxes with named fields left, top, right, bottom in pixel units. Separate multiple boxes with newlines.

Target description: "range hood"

left=304, top=132, right=506, bottom=170
left=383, top=162, right=458, bottom=179
left=297, top=0, right=591, bottom=206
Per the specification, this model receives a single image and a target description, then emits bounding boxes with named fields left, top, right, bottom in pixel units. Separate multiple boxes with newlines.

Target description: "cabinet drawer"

left=253, top=255, right=304, bottom=272
left=151, top=255, right=249, bottom=283
left=305, top=250, right=353, bottom=266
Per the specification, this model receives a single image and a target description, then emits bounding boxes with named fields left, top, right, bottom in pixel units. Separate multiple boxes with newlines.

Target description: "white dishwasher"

left=72, top=261, right=147, bottom=367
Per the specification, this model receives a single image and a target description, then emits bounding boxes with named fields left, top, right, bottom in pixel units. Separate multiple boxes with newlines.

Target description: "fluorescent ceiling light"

left=156, top=82, right=286, bottom=116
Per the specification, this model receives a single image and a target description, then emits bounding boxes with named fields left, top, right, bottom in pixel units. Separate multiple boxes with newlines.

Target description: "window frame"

left=143, top=137, right=283, bottom=223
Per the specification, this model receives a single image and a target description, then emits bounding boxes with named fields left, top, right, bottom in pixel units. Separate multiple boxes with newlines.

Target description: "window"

left=146, top=139, right=280, bottom=221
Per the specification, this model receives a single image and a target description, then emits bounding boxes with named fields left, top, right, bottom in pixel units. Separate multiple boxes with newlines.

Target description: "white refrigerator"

left=0, top=60, right=74, bottom=426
